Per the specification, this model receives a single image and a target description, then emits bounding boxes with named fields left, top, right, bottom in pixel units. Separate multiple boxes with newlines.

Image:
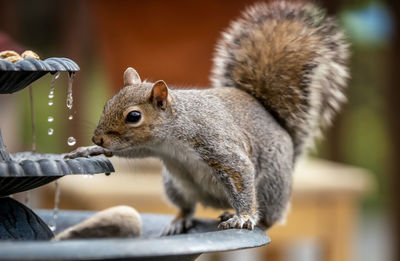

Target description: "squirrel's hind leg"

left=162, top=210, right=195, bottom=236
left=161, top=167, right=196, bottom=236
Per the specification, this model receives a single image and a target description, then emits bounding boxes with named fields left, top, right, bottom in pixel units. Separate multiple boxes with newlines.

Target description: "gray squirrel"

left=66, top=1, right=349, bottom=235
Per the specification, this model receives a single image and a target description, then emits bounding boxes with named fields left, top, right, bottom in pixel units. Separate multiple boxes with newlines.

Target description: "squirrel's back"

left=211, top=1, right=349, bottom=157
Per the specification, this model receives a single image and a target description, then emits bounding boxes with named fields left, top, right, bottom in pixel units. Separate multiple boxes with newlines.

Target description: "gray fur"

left=211, top=1, right=350, bottom=156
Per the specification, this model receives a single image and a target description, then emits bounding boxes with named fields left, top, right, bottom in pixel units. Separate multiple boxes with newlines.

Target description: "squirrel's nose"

left=92, top=135, right=104, bottom=146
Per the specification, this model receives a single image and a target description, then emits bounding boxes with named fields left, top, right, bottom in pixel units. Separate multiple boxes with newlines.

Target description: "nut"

left=4, top=55, right=23, bottom=63
left=21, top=50, right=40, bottom=60
left=0, top=50, right=20, bottom=59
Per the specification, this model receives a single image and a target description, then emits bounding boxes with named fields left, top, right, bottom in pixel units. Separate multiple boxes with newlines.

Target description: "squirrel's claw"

left=161, top=218, right=194, bottom=236
left=64, top=146, right=113, bottom=159
left=218, top=214, right=255, bottom=230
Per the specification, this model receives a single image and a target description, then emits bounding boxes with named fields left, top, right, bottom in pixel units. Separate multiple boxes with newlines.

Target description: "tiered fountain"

left=0, top=57, right=115, bottom=240
left=0, top=56, right=269, bottom=261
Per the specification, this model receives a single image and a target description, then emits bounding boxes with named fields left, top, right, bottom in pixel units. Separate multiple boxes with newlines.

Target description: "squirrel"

left=66, top=1, right=349, bottom=234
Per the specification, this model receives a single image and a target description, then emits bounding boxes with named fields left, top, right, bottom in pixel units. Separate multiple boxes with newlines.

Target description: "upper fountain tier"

left=0, top=56, right=114, bottom=196
left=0, top=57, right=79, bottom=94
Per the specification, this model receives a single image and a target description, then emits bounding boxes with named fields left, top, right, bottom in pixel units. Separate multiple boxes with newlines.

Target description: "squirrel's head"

left=92, top=67, right=172, bottom=151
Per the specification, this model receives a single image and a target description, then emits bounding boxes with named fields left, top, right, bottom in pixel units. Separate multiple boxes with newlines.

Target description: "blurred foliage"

left=316, top=1, right=392, bottom=211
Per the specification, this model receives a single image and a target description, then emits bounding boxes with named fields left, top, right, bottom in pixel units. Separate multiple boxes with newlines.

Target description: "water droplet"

left=48, top=100, right=53, bottom=106
left=49, top=224, right=56, bottom=232
left=48, top=72, right=59, bottom=102
left=66, top=93, right=73, bottom=110
left=67, top=136, right=76, bottom=146
left=47, top=116, right=54, bottom=122
left=48, top=128, right=54, bottom=135
left=68, top=115, right=73, bottom=120
left=66, top=74, right=75, bottom=110
left=48, top=180, right=60, bottom=232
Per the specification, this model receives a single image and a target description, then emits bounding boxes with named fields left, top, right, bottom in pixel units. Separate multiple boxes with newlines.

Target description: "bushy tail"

left=211, top=1, right=350, bottom=157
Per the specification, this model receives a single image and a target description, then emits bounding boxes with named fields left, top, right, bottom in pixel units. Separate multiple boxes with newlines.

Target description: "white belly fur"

left=155, top=140, right=230, bottom=208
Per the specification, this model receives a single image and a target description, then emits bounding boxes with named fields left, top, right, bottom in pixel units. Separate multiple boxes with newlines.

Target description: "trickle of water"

left=47, top=116, right=54, bottom=122
left=66, top=94, right=73, bottom=109
left=67, top=136, right=76, bottom=146
left=48, top=180, right=61, bottom=232
left=66, top=73, right=75, bottom=110
left=49, top=72, right=60, bottom=98
left=29, top=85, right=36, bottom=152
left=48, top=100, right=53, bottom=106
left=48, top=128, right=54, bottom=135
left=68, top=115, right=73, bottom=120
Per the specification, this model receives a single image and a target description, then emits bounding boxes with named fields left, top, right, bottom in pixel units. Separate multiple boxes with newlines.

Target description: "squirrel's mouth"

left=110, top=146, right=132, bottom=153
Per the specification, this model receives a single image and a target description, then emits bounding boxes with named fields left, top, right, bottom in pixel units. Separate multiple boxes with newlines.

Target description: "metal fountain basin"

left=0, top=210, right=270, bottom=261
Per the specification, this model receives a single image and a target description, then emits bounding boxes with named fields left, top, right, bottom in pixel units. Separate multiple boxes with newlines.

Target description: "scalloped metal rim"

left=0, top=57, right=80, bottom=93
left=0, top=154, right=114, bottom=196
left=0, top=58, right=80, bottom=72
left=0, top=155, right=114, bottom=177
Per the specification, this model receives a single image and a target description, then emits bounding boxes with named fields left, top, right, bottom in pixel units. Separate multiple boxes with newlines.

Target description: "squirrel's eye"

left=126, top=110, right=141, bottom=124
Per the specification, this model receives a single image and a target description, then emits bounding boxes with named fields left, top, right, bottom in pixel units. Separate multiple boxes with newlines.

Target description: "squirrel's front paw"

left=162, top=218, right=194, bottom=236
left=64, top=146, right=113, bottom=159
left=218, top=212, right=235, bottom=222
left=218, top=214, right=256, bottom=230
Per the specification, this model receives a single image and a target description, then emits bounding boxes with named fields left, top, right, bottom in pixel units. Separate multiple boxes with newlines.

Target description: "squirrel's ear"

left=124, top=67, right=141, bottom=86
left=150, top=80, right=168, bottom=110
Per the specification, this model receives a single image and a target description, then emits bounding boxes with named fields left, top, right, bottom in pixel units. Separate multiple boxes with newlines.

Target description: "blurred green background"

left=0, top=0, right=398, bottom=260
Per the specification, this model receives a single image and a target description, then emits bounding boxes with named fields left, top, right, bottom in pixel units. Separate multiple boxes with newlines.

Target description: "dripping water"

left=67, top=136, right=76, bottom=146
left=47, top=72, right=60, bottom=137
left=49, top=72, right=60, bottom=99
left=26, top=86, right=35, bottom=212
left=66, top=73, right=76, bottom=146
left=66, top=73, right=74, bottom=110
left=29, top=85, right=36, bottom=152
left=48, top=180, right=61, bottom=232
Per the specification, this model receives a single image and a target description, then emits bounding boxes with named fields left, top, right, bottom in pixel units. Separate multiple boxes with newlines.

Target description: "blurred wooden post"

left=383, top=1, right=400, bottom=260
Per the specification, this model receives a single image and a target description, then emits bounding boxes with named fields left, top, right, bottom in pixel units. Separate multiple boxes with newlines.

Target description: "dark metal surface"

left=0, top=197, right=54, bottom=240
left=0, top=57, right=80, bottom=94
left=0, top=210, right=270, bottom=261
left=0, top=153, right=114, bottom=196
